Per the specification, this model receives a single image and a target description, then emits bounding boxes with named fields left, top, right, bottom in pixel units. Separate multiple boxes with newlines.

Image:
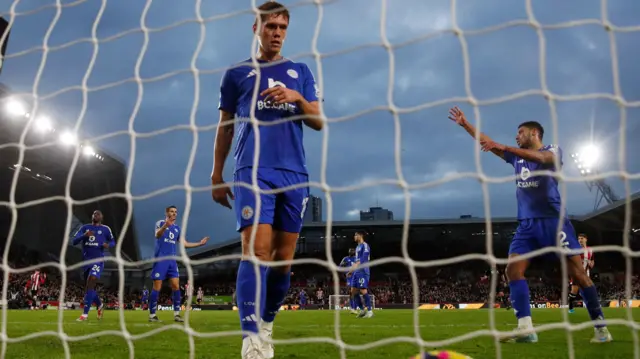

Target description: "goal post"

left=329, top=294, right=376, bottom=311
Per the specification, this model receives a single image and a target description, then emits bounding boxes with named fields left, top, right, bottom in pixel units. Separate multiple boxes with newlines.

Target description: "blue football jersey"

left=340, top=256, right=356, bottom=277
left=218, top=58, right=320, bottom=174
left=154, top=220, right=180, bottom=257
left=72, top=224, right=115, bottom=261
left=504, top=144, right=564, bottom=220
left=355, top=242, right=371, bottom=275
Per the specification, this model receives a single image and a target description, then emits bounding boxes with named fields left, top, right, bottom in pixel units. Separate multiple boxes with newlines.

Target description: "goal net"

left=0, top=0, right=638, bottom=359
left=329, top=294, right=376, bottom=311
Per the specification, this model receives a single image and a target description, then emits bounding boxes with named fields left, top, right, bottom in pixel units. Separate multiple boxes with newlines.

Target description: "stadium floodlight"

left=5, top=98, right=27, bottom=117
left=33, top=116, right=53, bottom=133
left=82, top=145, right=95, bottom=156
left=59, top=131, right=77, bottom=146
left=571, top=144, right=600, bottom=174
left=571, top=144, right=618, bottom=209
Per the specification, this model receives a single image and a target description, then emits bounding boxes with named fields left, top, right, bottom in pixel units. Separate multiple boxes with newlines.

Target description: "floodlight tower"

left=571, top=144, right=618, bottom=210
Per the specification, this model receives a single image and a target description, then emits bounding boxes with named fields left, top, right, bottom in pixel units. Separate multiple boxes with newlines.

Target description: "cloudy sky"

left=1, top=0, right=639, bottom=259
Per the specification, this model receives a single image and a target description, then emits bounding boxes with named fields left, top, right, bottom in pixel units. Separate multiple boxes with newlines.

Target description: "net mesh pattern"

left=0, top=1, right=639, bottom=359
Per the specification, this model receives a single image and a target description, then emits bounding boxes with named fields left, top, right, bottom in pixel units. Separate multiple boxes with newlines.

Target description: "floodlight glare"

left=578, top=144, right=600, bottom=168
left=59, top=131, right=77, bottom=145
left=34, top=116, right=53, bottom=132
left=6, top=99, right=27, bottom=117
left=82, top=145, right=95, bottom=156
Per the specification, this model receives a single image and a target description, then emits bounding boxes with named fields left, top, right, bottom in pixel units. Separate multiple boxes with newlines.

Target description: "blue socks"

left=581, top=285, right=605, bottom=328
left=363, top=293, right=372, bottom=311
left=83, top=290, right=95, bottom=315
left=149, top=289, right=159, bottom=316
left=509, top=279, right=531, bottom=319
left=353, top=293, right=363, bottom=310
left=172, top=290, right=181, bottom=314
left=349, top=297, right=356, bottom=310
left=237, top=260, right=268, bottom=336
left=262, top=268, right=291, bottom=323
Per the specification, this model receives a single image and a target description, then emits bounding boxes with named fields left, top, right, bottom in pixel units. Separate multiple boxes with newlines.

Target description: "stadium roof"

left=188, top=191, right=640, bottom=259
left=577, top=191, right=640, bottom=231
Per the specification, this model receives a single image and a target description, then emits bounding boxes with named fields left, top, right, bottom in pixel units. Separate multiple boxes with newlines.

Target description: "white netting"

left=0, top=0, right=638, bottom=359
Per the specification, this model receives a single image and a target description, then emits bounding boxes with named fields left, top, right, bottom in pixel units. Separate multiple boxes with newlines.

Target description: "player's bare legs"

left=566, top=255, right=612, bottom=343
left=258, top=230, right=297, bottom=359
left=501, top=253, right=537, bottom=343
left=78, top=274, right=103, bottom=321
left=169, top=277, right=184, bottom=322
left=149, top=279, right=163, bottom=322
left=238, top=224, right=273, bottom=359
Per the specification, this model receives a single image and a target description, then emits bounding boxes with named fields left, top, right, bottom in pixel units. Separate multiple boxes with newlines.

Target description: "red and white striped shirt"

left=581, top=247, right=594, bottom=277
left=26, top=271, right=46, bottom=291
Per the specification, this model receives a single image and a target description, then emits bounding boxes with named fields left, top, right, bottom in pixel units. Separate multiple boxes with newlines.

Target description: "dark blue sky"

left=2, top=0, right=639, bottom=259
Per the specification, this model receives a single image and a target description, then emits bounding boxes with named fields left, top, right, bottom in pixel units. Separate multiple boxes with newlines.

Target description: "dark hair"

left=165, top=205, right=177, bottom=213
left=355, top=230, right=367, bottom=237
left=348, top=248, right=355, bottom=256
left=255, top=1, right=290, bottom=26
left=518, top=121, right=544, bottom=140
left=578, top=233, right=588, bottom=239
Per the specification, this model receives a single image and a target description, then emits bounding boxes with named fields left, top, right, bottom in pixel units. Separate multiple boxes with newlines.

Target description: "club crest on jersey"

left=517, top=166, right=539, bottom=188
left=98, top=230, right=102, bottom=234
left=287, top=69, right=298, bottom=79
left=241, top=206, right=254, bottom=220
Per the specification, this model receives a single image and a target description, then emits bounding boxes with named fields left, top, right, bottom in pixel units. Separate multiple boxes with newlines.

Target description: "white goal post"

left=329, top=294, right=376, bottom=311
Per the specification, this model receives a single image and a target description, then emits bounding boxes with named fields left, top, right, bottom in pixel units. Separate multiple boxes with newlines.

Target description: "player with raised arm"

left=448, top=106, right=612, bottom=343
left=210, top=1, right=322, bottom=358
left=72, top=210, right=114, bottom=321
left=339, top=248, right=358, bottom=314
left=149, top=206, right=209, bottom=323
left=569, top=233, right=594, bottom=313
left=348, top=231, right=373, bottom=318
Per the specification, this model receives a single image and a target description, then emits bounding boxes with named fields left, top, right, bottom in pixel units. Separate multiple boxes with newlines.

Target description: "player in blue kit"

left=141, top=287, right=149, bottom=307
left=448, top=106, right=612, bottom=344
left=348, top=231, right=373, bottom=318
left=211, top=1, right=323, bottom=358
left=298, top=289, right=307, bottom=310
left=340, top=248, right=358, bottom=313
left=149, top=206, right=209, bottom=323
left=72, top=210, right=115, bottom=322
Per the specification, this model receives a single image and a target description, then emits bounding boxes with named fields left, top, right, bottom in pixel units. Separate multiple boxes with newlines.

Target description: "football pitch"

left=2, top=308, right=637, bottom=359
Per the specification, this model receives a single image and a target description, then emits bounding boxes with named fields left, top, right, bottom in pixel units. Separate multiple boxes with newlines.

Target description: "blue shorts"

left=234, top=168, right=310, bottom=233
left=84, top=262, right=104, bottom=280
left=509, top=218, right=581, bottom=258
left=352, top=272, right=370, bottom=289
left=151, top=260, right=179, bottom=281
left=347, top=276, right=355, bottom=287
left=300, top=298, right=307, bottom=305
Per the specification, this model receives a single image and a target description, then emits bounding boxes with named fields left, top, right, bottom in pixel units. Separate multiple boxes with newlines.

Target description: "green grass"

left=1, top=308, right=638, bottom=358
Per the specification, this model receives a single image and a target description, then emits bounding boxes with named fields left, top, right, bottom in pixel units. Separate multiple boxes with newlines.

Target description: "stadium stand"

left=181, top=193, right=640, bottom=310
left=0, top=84, right=140, bottom=309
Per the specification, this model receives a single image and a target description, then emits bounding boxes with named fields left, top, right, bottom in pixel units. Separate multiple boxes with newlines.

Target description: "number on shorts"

left=359, top=278, right=365, bottom=284
left=559, top=231, right=568, bottom=248
left=92, top=265, right=100, bottom=273
left=301, top=197, right=309, bottom=219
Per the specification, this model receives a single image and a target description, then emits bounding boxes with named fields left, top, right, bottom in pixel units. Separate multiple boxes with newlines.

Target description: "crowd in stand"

left=3, top=244, right=640, bottom=308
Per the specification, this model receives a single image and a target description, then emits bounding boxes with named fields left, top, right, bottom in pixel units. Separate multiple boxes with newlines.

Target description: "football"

left=411, top=350, right=473, bottom=359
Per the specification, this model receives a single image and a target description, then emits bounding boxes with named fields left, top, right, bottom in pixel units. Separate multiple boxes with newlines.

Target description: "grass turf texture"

left=2, top=308, right=636, bottom=358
